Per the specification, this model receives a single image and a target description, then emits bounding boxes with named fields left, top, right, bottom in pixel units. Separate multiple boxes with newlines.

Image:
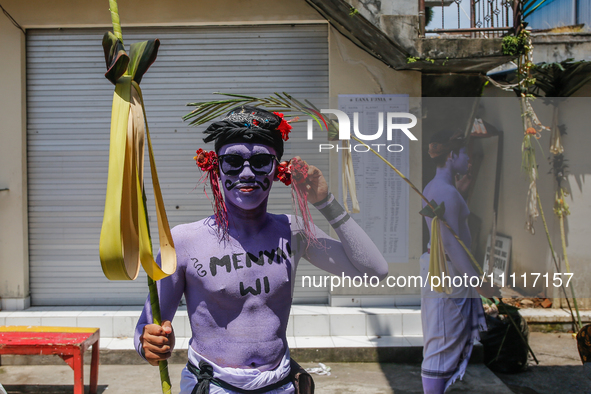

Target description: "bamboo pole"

left=148, top=276, right=173, bottom=394
left=559, top=213, right=582, bottom=329
left=536, top=192, right=578, bottom=331
left=108, top=2, right=172, bottom=392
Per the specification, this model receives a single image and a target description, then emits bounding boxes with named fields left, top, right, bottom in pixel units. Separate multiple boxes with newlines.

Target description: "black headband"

left=203, top=105, right=285, bottom=159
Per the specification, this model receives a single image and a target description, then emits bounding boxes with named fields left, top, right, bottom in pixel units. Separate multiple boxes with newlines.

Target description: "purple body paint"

left=135, top=142, right=389, bottom=374
left=422, top=147, right=474, bottom=276
left=420, top=146, right=486, bottom=394
left=422, top=377, right=447, bottom=394
left=219, top=143, right=277, bottom=212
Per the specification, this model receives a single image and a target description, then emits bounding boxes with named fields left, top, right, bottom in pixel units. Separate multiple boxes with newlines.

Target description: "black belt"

left=187, top=360, right=292, bottom=394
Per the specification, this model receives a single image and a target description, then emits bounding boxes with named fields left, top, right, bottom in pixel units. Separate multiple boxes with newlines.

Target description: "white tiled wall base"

left=330, top=295, right=421, bottom=307
left=1, top=296, right=31, bottom=311
left=0, top=305, right=424, bottom=350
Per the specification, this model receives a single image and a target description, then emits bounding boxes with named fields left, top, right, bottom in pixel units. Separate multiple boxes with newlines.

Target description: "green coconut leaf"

left=184, top=92, right=337, bottom=141
left=419, top=200, right=446, bottom=219
left=102, top=31, right=129, bottom=85
left=129, top=39, right=160, bottom=84
left=519, top=59, right=591, bottom=97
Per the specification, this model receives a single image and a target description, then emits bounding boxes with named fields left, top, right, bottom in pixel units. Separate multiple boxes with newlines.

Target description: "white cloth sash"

left=180, top=345, right=294, bottom=394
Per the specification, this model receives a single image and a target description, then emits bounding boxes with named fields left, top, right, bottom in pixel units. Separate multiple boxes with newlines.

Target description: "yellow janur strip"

left=99, top=77, right=176, bottom=281
left=429, top=217, right=452, bottom=294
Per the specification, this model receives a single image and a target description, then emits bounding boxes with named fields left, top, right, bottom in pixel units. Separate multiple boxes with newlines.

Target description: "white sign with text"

left=483, top=234, right=512, bottom=286
left=338, top=94, right=410, bottom=262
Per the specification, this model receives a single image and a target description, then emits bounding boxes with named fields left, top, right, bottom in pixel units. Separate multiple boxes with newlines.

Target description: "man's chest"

left=183, top=239, right=295, bottom=300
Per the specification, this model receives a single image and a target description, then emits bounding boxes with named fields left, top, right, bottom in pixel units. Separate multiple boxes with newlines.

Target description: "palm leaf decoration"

left=529, top=58, right=591, bottom=331
left=530, top=59, right=591, bottom=98
left=184, top=92, right=338, bottom=139
left=492, top=57, right=591, bottom=330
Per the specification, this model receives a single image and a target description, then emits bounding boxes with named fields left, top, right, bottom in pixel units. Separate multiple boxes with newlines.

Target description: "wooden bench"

left=0, top=326, right=100, bottom=394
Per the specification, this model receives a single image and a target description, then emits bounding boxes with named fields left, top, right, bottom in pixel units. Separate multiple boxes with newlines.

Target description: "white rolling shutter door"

left=27, top=25, right=329, bottom=306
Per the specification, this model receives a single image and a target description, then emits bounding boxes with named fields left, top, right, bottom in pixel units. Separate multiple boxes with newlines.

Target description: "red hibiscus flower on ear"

left=290, top=159, right=308, bottom=185
left=277, top=161, right=292, bottom=186
left=274, top=112, right=292, bottom=141
left=194, top=149, right=217, bottom=172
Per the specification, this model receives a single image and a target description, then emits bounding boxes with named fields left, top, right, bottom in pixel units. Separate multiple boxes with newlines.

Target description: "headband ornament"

left=222, top=111, right=269, bottom=128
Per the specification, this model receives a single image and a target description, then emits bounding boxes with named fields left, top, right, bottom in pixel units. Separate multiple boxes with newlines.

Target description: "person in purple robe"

left=420, top=129, right=500, bottom=394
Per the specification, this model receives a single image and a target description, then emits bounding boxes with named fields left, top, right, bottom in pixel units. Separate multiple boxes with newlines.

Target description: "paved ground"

left=0, top=332, right=589, bottom=393
left=493, top=332, right=591, bottom=394
left=0, top=363, right=511, bottom=394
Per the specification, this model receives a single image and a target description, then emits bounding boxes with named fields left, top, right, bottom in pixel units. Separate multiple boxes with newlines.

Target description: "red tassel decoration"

left=194, top=149, right=229, bottom=239
left=278, top=159, right=321, bottom=248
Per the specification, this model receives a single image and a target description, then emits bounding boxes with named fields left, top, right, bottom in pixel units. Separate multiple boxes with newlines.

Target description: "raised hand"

left=288, top=156, right=328, bottom=205
left=455, top=163, right=473, bottom=200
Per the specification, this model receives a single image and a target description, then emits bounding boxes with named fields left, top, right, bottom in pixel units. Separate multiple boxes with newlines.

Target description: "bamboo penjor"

left=98, top=1, right=176, bottom=393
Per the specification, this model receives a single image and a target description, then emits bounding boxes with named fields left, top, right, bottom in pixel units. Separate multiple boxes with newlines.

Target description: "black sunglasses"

left=218, top=154, right=278, bottom=176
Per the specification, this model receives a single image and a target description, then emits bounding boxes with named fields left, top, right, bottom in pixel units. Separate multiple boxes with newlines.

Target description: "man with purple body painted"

left=134, top=106, right=389, bottom=393
left=420, top=130, right=500, bottom=394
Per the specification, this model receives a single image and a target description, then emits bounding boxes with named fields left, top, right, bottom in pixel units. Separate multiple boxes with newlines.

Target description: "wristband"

left=313, top=192, right=350, bottom=229
left=138, top=342, right=148, bottom=361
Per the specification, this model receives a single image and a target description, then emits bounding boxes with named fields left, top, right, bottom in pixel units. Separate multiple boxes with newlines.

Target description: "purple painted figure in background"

left=423, top=147, right=478, bottom=281
left=421, top=146, right=499, bottom=394
left=135, top=142, right=389, bottom=387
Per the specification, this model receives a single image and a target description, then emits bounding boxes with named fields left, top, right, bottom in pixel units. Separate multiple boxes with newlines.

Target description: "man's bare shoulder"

left=264, top=213, right=291, bottom=232
left=170, top=217, right=218, bottom=245
left=279, top=213, right=305, bottom=233
left=269, top=212, right=290, bottom=223
left=425, top=179, right=462, bottom=201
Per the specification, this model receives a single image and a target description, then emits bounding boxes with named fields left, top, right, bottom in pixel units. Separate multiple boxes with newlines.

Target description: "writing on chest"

left=189, top=243, right=293, bottom=297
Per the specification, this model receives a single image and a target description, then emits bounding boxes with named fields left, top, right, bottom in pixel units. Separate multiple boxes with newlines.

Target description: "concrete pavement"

left=0, top=332, right=589, bottom=393
left=0, top=363, right=511, bottom=394
left=492, top=332, right=591, bottom=394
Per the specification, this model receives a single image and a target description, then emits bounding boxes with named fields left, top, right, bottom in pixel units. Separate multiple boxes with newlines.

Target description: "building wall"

left=327, top=28, right=422, bottom=302
left=480, top=87, right=591, bottom=306
left=0, top=0, right=323, bottom=28
left=0, top=0, right=422, bottom=308
left=532, top=33, right=591, bottom=63
left=0, top=14, right=29, bottom=310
